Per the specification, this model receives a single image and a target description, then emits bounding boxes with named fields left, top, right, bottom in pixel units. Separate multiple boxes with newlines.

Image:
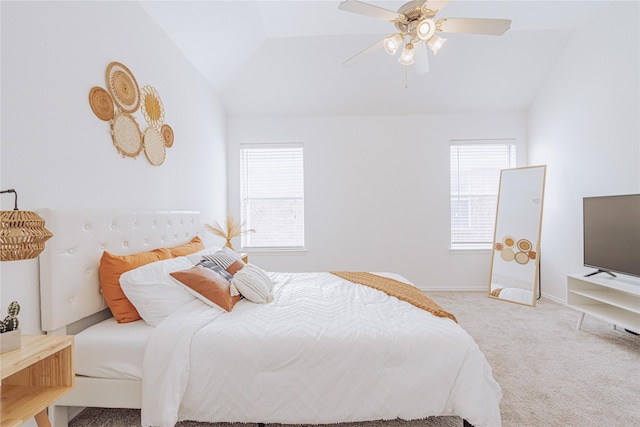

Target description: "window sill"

left=449, top=246, right=492, bottom=255
left=241, top=248, right=307, bottom=256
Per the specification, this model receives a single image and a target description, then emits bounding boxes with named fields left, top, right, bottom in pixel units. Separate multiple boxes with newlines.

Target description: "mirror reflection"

left=489, top=165, right=546, bottom=306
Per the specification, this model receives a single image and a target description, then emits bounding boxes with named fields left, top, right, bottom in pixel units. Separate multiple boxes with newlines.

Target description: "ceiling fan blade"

left=342, top=38, right=385, bottom=68
left=338, top=0, right=404, bottom=23
left=436, top=18, right=512, bottom=35
left=421, top=0, right=451, bottom=17
left=413, top=41, right=430, bottom=75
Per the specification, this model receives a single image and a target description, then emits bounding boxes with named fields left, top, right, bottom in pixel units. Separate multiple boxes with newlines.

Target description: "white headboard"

left=39, top=210, right=201, bottom=332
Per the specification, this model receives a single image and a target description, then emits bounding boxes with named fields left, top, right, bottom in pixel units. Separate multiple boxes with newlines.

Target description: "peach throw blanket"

left=330, top=271, right=457, bottom=323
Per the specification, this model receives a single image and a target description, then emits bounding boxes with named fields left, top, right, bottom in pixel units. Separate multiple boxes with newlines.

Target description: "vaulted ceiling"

left=140, top=0, right=612, bottom=117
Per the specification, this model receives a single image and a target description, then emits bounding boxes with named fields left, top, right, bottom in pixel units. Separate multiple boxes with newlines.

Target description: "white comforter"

left=142, top=272, right=501, bottom=427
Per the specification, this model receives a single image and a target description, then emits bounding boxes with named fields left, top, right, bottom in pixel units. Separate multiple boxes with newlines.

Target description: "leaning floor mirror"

left=489, top=165, right=546, bottom=307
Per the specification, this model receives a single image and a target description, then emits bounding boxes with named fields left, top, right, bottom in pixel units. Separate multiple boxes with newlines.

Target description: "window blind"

left=450, top=140, right=516, bottom=248
left=240, top=143, right=304, bottom=249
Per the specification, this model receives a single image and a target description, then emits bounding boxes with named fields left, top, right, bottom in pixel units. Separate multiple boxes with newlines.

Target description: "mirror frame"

left=488, top=165, right=547, bottom=307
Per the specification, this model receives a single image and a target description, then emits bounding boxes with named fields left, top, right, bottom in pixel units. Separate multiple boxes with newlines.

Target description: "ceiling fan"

left=339, top=0, right=511, bottom=74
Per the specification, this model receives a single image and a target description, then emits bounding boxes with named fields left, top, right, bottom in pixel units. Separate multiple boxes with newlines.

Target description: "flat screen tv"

left=583, top=194, right=640, bottom=277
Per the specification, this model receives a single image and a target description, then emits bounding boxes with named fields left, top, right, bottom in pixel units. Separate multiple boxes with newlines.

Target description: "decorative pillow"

left=168, top=236, right=205, bottom=257
left=201, top=247, right=245, bottom=275
left=185, top=246, right=222, bottom=265
left=99, top=248, right=173, bottom=323
left=120, top=257, right=196, bottom=326
left=225, top=260, right=245, bottom=275
left=230, top=264, right=274, bottom=304
left=170, top=266, right=241, bottom=312
left=196, top=259, right=233, bottom=282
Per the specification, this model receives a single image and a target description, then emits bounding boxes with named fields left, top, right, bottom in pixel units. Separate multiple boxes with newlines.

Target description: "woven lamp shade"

left=0, top=210, right=53, bottom=261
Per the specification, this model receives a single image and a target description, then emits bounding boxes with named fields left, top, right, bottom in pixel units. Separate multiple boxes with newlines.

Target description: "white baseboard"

left=420, top=286, right=488, bottom=292
left=419, top=286, right=569, bottom=305
left=541, top=292, right=566, bottom=305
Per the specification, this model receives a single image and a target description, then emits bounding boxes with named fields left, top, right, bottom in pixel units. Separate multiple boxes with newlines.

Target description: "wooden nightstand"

left=240, top=252, right=249, bottom=263
left=0, top=334, right=74, bottom=427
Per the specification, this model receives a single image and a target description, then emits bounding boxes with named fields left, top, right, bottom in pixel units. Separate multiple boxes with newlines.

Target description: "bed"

left=39, top=209, right=501, bottom=427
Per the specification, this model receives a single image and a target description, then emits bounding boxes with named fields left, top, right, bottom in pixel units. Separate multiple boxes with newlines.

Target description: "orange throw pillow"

left=99, top=248, right=173, bottom=323
left=169, top=236, right=205, bottom=257
left=226, top=260, right=245, bottom=275
left=170, top=266, right=241, bottom=312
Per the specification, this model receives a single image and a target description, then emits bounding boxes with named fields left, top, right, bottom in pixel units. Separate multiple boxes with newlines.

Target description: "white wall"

left=528, top=1, right=640, bottom=301
left=228, top=113, right=527, bottom=291
left=0, top=1, right=228, bottom=334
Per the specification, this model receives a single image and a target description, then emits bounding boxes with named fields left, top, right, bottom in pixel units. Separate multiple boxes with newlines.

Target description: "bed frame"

left=39, top=209, right=201, bottom=427
left=39, top=209, right=476, bottom=427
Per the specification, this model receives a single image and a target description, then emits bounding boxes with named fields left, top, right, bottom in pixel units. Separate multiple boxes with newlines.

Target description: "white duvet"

left=142, top=272, right=501, bottom=427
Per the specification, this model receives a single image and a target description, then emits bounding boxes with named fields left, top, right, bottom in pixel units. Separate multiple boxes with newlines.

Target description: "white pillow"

left=230, top=264, right=274, bottom=303
left=120, top=257, right=196, bottom=326
left=185, top=246, right=222, bottom=265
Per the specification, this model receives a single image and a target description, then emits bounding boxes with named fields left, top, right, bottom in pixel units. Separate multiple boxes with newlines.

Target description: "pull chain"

left=405, top=65, right=409, bottom=88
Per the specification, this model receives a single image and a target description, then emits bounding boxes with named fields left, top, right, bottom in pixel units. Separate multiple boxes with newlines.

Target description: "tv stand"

left=567, top=274, right=640, bottom=333
left=584, top=269, right=617, bottom=278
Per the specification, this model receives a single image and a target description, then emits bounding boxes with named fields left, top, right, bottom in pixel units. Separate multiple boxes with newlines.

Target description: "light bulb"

left=427, top=35, right=447, bottom=55
left=398, top=42, right=415, bottom=65
left=383, top=34, right=404, bottom=55
left=416, top=18, right=435, bottom=41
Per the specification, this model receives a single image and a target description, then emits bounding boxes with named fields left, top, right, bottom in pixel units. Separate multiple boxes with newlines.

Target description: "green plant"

left=0, top=301, right=20, bottom=333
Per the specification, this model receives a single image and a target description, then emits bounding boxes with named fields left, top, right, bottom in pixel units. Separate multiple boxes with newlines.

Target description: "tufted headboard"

left=38, top=210, right=201, bottom=333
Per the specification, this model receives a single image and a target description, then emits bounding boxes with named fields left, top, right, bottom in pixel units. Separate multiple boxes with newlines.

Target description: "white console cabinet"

left=567, top=274, right=640, bottom=333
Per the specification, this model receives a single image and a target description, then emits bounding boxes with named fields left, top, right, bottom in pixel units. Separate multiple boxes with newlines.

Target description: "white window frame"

left=239, top=142, right=305, bottom=251
left=450, top=139, right=516, bottom=250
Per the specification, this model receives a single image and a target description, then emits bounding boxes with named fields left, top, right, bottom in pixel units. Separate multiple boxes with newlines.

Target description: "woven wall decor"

left=111, top=112, right=143, bottom=157
left=143, top=127, right=166, bottom=166
left=494, top=236, right=536, bottom=265
left=140, top=85, right=165, bottom=129
left=161, top=124, right=174, bottom=148
left=88, top=87, right=115, bottom=121
left=90, top=61, right=175, bottom=166
left=106, top=62, right=140, bottom=113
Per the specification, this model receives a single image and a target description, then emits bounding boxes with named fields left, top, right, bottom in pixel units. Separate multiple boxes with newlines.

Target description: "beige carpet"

left=69, top=292, right=640, bottom=427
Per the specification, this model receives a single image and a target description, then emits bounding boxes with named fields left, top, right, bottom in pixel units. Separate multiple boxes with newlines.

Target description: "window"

left=450, top=140, right=516, bottom=249
left=240, top=143, right=304, bottom=250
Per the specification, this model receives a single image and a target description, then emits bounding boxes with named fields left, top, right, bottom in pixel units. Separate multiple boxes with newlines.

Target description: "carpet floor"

left=69, top=292, right=640, bottom=427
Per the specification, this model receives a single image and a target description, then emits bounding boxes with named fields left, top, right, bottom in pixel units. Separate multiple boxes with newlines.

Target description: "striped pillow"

left=201, top=247, right=245, bottom=275
left=196, top=260, right=233, bottom=282
left=230, top=264, right=274, bottom=304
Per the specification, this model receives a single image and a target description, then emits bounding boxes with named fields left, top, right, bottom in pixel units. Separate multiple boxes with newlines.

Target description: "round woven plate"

left=500, top=248, right=515, bottom=262
left=161, top=124, right=174, bottom=148
left=140, top=85, right=165, bottom=129
left=88, top=86, right=114, bottom=121
left=106, top=62, right=140, bottom=113
left=111, top=112, right=142, bottom=157
left=143, top=127, right=166, bottom=166
left=514, top=251, right=530, bottom=265
left=517, top=239, right=532, bottom=252
left=502, top=236, right=515, bottom=247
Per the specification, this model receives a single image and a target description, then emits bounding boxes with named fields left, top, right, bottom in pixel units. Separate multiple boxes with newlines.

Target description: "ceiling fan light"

left=398, top=42, right=415, bottom=65
left=416, top=18, right=436, bottom=41
left=383, top=33, right=403, bottom=55
left=427, top=34, right=447, bottom=55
